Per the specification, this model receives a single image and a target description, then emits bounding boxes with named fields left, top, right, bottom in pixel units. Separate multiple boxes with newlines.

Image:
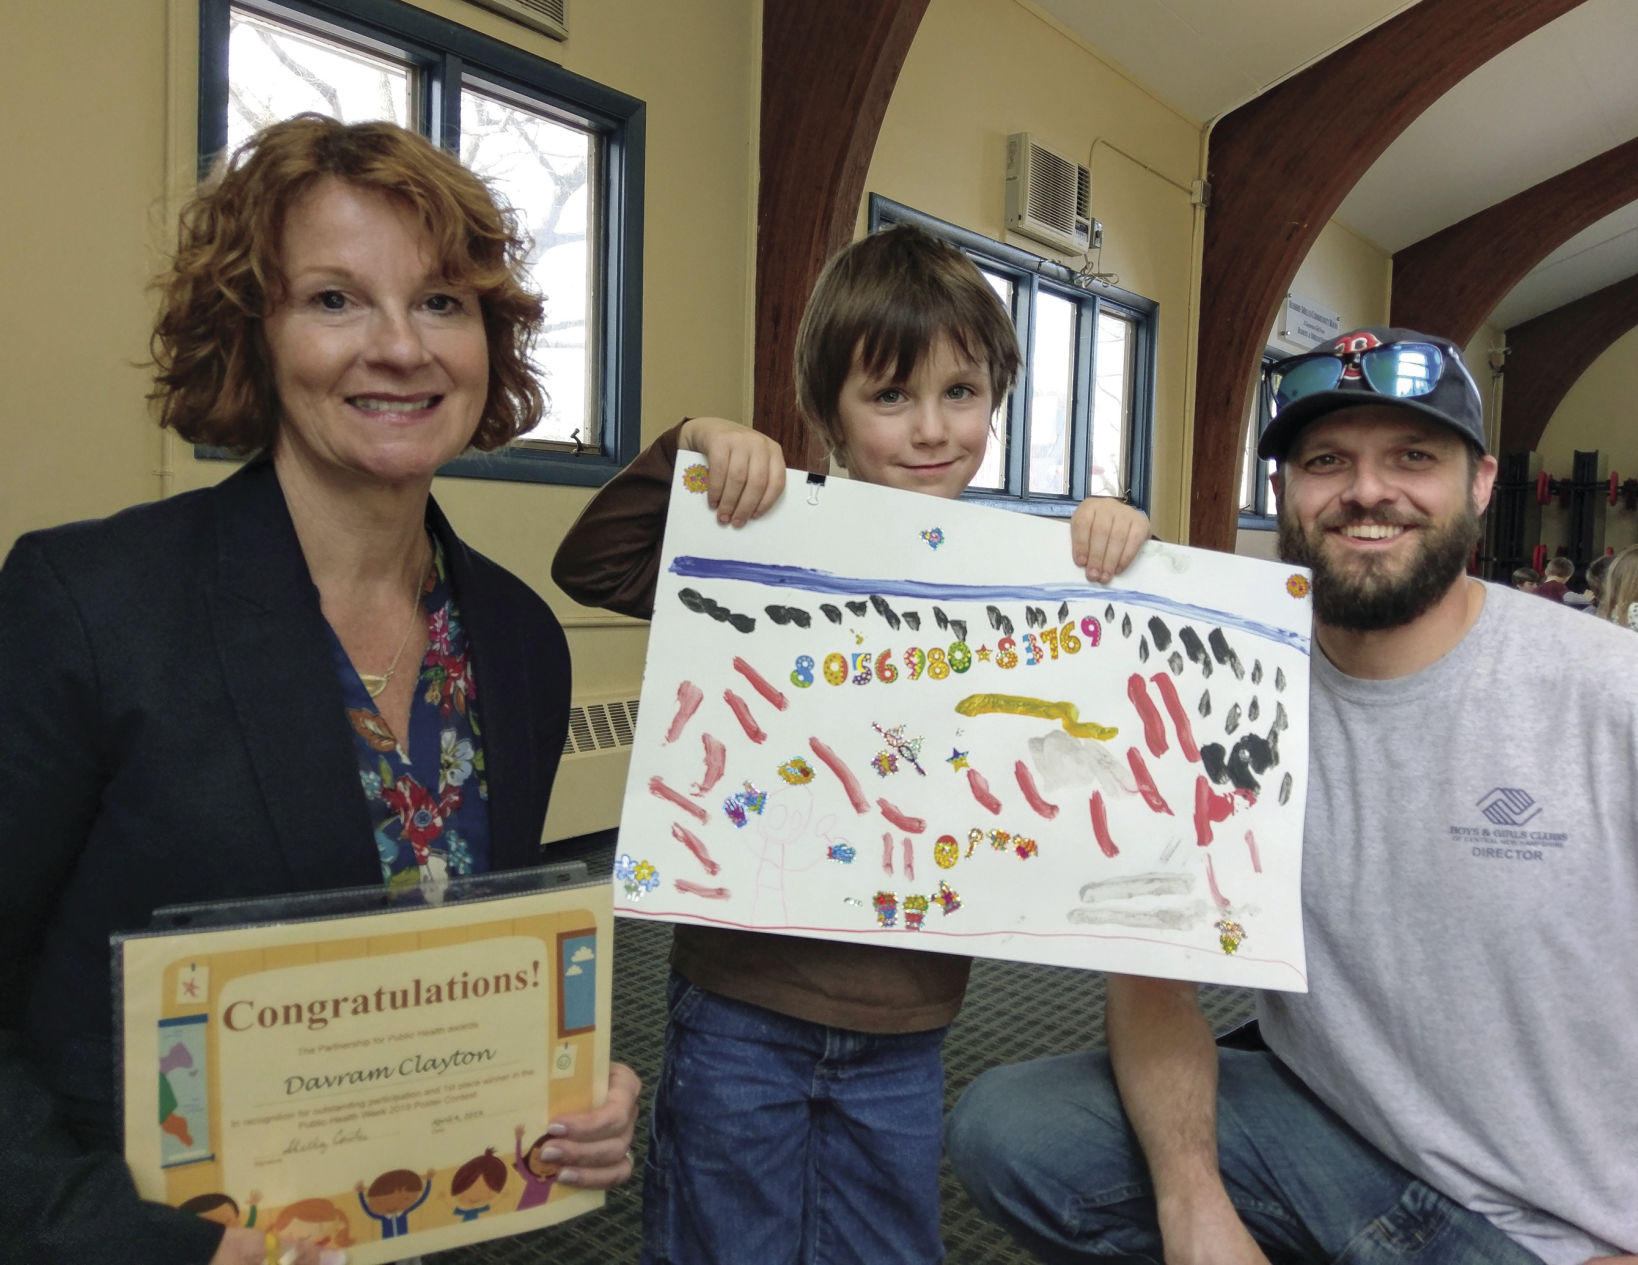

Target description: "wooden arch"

left=1190, top=0, right=1585, bottom=550
left=1500, top=272, right=1638, bottom=456
left=754, top=0, right=930, bottom=471
left=1391, top=136, right=1638, bottom=346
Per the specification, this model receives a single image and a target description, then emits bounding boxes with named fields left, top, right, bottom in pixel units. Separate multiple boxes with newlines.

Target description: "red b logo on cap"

left=1332, top=331, right=1381, bottom=381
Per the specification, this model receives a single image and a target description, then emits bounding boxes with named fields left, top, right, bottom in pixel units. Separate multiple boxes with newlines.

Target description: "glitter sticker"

left=723, top=798, right=747, bottom=829
left=946, top=748, right=970, bottom=772
left=987, top=829, right=1011, bottom=852
left=932, top=881, right=961, bottom=915
left=615, top=853, right=661, bottom=900
left=873, top=892, right=899, bottom=928
left=873, top=723, right=927, bottom=776
left=827, top=841, right=857, bottom=864
left=966, top=828, right=983, bottom=858
left=975, top=645, right=992, bottom=662
left=723, top=781, right=768, bottom=826
left=903, top=894, right=930, bottom=929
left=1215, top=919, right=1246, bottom=954
left=682, top=464, right=710, bottom=493
left=778, top=756, right=815, bottom=784
left=1012, top=836, right=1038, bottom=860
left=1286, top=574, right=1310, bottom=599
left=920, top=527, right=945, bottom=550
left=872, top=751, right=899, bottom=777
left=933, top=835, right=959, bottom=869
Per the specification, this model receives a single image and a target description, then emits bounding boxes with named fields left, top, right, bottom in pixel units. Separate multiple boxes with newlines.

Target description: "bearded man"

left=946, top=329, right=1638, bottom=1265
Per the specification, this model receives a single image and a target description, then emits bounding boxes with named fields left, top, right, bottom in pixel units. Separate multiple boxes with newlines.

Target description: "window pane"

left=1089, top=310, right=1135, bottom=499
left=461, top=87, right=595, bottom=448
left=970, top=269, right=1012, bottom=491
left=226, top=8, right=411, bottom=151
left=1029, top=292, right=1075, bottom=497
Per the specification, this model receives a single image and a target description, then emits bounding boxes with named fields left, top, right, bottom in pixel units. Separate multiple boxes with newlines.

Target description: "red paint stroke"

left=1193, top=778, right=1255, bottom=846
left=664, top=680, right=703, bottom=744
left=671, top=822, right=720, bottom=876
left=1148, top=672, right=1201, bottom=762
left=733, top=656, right=789, bottom=712
left=649, top=775, right=708, bottom=823
left=1013, top=760, right=1060, bottom=820
left=902, top=836, right=915, bottom=881
left=1127, top=674, right=1168, bottom=757
left=966, top=767, right=1002, bottom=815
left=881, top=832, right=896, bottom=875
left=723, top=689, right=767, bottom=744
left=810, top=736, right=870, bottom=814
left=1089, top=791, right=1119, bottom=858
left=692, top=733, right=727, bottom=796
left=1204, top=854, right=1231, bottom=909
left=877, top=797, right=927, bottom=834
left=673, top=879, right=731, bottom=899
left=1125, top=747, right=1174, bottom=815
left=1245, top=829, right=1263, bottom=874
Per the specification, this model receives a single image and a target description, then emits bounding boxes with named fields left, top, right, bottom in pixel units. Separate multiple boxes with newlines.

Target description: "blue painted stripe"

left=668, top=556, right=1311, bottom=654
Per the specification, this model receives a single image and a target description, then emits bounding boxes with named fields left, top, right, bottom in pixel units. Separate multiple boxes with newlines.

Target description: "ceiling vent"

left=467, top=0, right=567, bottom=41
left=1005, top=133, right=1092, bottom=255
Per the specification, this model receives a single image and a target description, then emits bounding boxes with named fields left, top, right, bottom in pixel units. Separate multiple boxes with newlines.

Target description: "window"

left=1237, top=351, right=1281, bottom=528
left=199, top=0, right=645, bottom=485
left=869, top=196, right=1156, bottom=515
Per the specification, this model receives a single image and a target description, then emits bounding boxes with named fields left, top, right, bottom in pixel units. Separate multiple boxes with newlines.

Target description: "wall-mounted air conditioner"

left=1005, top=133, right=1093, bottom=255
left=466, top=0, right=567, bottom=41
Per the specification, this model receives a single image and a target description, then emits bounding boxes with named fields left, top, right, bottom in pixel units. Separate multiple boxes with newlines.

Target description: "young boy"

left=552, top=224, right=1148, bottom=1263
left=1536, top=554, right=1573, bottom=602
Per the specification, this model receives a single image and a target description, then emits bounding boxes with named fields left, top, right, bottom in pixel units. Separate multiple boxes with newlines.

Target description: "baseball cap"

left=1257, top=327, right=1486, bottom=461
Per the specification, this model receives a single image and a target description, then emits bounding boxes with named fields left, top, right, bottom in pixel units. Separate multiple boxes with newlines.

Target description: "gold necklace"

left=359, top=546, right=433, bottom=700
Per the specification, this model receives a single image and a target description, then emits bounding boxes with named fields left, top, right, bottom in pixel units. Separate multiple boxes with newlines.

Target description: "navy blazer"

left=0, top=460, right=571, bottom=1263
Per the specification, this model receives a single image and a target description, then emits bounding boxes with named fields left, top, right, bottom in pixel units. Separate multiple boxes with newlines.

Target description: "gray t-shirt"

left=1259, top=581, right=1638, bottom=1264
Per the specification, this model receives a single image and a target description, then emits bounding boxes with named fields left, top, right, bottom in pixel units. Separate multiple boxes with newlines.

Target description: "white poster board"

left=615, top=465, right=1312, bottom=991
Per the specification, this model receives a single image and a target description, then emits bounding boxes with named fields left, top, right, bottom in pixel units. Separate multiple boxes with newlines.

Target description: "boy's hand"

left=1070, top=497, right=1149, bottom=583
left=677, top=417, right=787, bottom=527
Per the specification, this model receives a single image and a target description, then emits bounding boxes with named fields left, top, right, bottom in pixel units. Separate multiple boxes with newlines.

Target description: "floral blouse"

left=329, top=536, right=492, bottom=889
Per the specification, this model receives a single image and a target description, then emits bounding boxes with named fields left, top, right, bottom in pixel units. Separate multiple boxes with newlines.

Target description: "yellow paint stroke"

left=954, top=693, right=1119, bottom=741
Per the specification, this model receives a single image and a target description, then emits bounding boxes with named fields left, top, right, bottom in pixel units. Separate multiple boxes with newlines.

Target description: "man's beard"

left=1277, top=498, right=1481, bottom=631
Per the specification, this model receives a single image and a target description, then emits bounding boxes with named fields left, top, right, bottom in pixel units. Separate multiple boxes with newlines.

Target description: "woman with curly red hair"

left=0, top=115, right=637, bottom=1265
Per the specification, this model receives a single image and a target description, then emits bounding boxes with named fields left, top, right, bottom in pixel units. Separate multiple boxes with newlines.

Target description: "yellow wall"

left=867, top=0, right=1205, bottom=540
left=1536, top=327, right=1638, bottom=555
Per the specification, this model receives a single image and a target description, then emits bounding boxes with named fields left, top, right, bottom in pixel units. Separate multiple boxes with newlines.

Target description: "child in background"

left=1511, top=566, right=1541, bottom=592
left=1536, top=554, right=1574, bottom=602
left=552, top=224, right=1149, bottom=1263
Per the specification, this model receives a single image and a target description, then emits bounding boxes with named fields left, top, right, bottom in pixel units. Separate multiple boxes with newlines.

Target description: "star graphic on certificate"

left=975, top=645, right=992, bottom=662
left=947, top=748, right=969, bottom=771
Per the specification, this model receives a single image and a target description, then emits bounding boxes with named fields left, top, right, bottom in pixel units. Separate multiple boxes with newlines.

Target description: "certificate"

left=118, top=870, right=612, bottom=1263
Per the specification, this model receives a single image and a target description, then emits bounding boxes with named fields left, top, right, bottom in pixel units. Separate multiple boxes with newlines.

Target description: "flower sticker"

left=615, top=853, right=661, bottom=900
left=920, top=527, right=945, bottom=550
left=1286, top=574, right=1311, bottom=599
left=683, top=464, right=710, bottom=494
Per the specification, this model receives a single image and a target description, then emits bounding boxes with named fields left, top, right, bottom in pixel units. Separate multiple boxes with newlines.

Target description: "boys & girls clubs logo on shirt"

left=1448, top=787, right=1569, bottom=862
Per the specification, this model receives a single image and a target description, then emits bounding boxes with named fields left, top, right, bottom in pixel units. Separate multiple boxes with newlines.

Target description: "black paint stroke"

left=950, top=619, right=968, bottom=644
left=903, top=611, right=921, bottom=632
left=869, top=594, right=902, bottom=631
left=677, top=587, right=756, bottom=633
left=1224, top=703, right=1241, bottom=734
left=764, top=604, right=812, bottom=629
left=1201, top=733, right=1276, bottom=793
left=1147, top=616, right=1172, bottom=651
left=1138, top=637, right=1149, bottom=663
left=1278, top=772, right=1293, bottom=806
left=845, top=600, right=868, bottom=617
left=1178, top=626, right=1213, bottom=678
left=934, top=606, right=950, bottom=631
left=1275, top=666, right=1286, bottom=692
left=1207, top=628, right=1246, bottom=680
left=1058, top=600, right=1070, bottom=625
left=1198, top=689, right=1211, bottom=717
left=1169, top=651, right=1185, bottom=677
left=1251, top=660, right=1263, bottom=685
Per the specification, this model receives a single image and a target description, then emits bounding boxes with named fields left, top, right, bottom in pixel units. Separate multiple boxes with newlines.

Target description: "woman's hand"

left=677, top=417, right=787, bottom=527
left=210, top=1227, right=345, bottom=1265
left=532, top=1060, right=642, bottom=1189
left=1069, top=496, right=1150, bottom=584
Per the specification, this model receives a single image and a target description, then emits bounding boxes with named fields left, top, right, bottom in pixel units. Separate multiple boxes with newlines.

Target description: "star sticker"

left=947, top=748, right=969, bottom=771
left=976, top=645, right=992, bottom=662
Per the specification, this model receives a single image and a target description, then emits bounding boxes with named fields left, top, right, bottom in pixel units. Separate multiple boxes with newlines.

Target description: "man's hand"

left=678, top=417, right=787, bottom=527
left=1155, top=1188, right=1272, bottom=1265
left=1069, top=496, right=1149, bottom=583
left=539, top=1060, right=642, bottom=1188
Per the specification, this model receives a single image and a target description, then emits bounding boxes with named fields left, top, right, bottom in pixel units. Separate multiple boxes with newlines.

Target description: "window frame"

left=867, top=195, right=1157, bottom=517
left=1237, top=349, right=1283, bottom=530
left=197, top=0, right=646, bottom=486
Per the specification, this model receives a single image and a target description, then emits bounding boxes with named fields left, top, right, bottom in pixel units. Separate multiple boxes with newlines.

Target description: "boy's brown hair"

left=794, top=224, right=1020, bottom=468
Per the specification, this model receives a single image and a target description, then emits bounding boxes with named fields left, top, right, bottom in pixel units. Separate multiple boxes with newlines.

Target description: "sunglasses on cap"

left=1266, top=341, right=1454, bottom=418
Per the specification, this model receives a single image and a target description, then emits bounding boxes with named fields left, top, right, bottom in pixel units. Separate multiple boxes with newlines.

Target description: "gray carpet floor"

left=428, top=837, right=1255, bottom=1264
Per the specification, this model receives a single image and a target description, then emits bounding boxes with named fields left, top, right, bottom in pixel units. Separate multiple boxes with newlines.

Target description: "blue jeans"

left=945, top=1048, right=1544, bottom=1264
left=641, top=973, right=948, bottom=1264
